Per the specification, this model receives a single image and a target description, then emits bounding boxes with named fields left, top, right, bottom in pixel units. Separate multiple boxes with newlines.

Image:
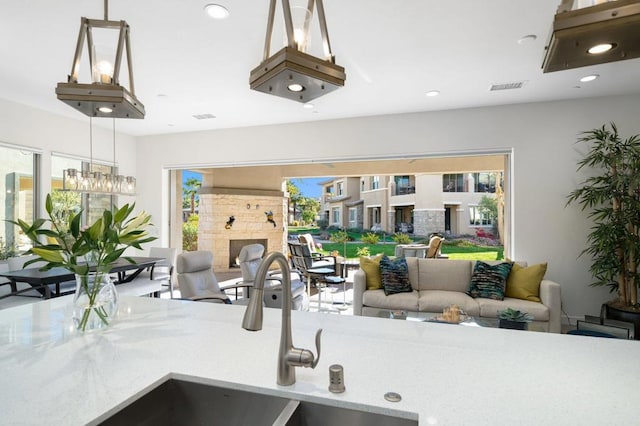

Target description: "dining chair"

left=131, top=247, right=178, bottom=297
left=288, top=242, right=345, bottom=311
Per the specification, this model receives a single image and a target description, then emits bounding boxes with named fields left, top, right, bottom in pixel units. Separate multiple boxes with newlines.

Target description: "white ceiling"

left=2, top=0, right=639, bottom=137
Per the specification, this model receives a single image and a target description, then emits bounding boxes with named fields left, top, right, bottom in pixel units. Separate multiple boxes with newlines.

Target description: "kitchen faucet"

left=242, top=251, right=322, bottom=386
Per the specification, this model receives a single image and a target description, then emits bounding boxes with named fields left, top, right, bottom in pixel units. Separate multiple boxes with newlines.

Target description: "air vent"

left=192, top=113, right=216, bottom=120
left=489, top=81, right=526, bottom=91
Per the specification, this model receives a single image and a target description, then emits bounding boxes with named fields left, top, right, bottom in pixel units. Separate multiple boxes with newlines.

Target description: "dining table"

left=0, top=256, right=162, bottom=299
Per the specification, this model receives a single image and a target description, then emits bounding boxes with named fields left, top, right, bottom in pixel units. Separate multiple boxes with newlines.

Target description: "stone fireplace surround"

left=197, top=187, right=287, bottom=272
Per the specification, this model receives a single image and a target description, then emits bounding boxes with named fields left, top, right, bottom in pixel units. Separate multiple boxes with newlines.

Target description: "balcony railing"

left=394, top=186, right=415, bottom=196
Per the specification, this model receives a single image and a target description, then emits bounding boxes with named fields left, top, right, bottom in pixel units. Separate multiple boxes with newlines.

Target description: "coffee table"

left=371, top=308, right=544, bottom=331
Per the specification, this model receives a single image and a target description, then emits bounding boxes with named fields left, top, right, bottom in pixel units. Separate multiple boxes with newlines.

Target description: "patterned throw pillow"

left=379, top=255, right=413, bottom=296
left=467, top=261, right=513, bottom=300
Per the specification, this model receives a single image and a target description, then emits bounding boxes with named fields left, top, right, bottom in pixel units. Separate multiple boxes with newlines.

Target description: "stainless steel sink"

left=283, top=399, right=418, bottom=426
left=98, top=378, right=418, bottom=426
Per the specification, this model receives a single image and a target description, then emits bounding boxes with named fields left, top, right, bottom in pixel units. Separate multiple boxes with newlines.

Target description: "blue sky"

left=182, top=171, right=328, bottom=199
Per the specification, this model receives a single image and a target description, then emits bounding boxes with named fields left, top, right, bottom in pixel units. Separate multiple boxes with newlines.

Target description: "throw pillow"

left=379, top=255, right=413, bottom=296
left=467, top=261, right=513, bottom=300
left=359, top=254, right=384, bottom=290
left=505, top=262, right=547, bottom=302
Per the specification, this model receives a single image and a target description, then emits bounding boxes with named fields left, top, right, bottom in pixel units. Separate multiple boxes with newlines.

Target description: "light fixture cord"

left=104, top=0, right=109, bottom=20
left=89, top=116, right=93, bottom=172
left=113, top=117, right=116, bottom=171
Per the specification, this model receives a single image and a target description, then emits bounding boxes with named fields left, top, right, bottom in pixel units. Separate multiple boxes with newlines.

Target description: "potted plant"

left=567, top=123, right=640, bottom=338
left=498, top=308, right=533, bottom=330
left=10, top=194, right=156, bottom=331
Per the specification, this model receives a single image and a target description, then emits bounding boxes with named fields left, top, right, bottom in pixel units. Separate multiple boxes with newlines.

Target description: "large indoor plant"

left=11, top=194, right=155, bottom=331
left=567, top=123, right=640, bottom=333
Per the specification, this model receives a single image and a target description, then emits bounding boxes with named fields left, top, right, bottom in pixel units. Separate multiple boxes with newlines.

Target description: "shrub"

left=356, top=246, right=371, bottom=257
left=291, top=220, right=300, bottom=227
left=330, top=230, right=350, bottom=243
left=361, top=232, right=380, bottom=245
left=183, top=214, right=199, bottom=251
left=316, top=219, right=329, bottom=230
left=392, top=232, right=413, bottom=244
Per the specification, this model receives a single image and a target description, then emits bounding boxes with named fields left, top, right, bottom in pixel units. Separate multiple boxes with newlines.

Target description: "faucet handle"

left=310, top=328, right=322, bottom=369
left=287, top=328, right=322, bottom=368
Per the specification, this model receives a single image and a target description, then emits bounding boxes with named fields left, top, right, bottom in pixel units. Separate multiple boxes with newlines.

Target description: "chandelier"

left=542, top=0, right=640, bottom=73
left=250, top=0, right=346, bottom=103
left=55, top=0, right=145, bottom=118
left=63, top=118, right=136, bottom=195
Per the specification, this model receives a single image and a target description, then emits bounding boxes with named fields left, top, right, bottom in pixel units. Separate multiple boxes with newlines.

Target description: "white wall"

left=137, top=94, right=640, bottom=319
left=0, top=98, right=138, bottom=216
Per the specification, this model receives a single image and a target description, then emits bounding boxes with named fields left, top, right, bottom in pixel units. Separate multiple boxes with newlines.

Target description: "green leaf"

left=70, top=213, right=81, bottom=239
left=31, top=247, right=64, bottom=263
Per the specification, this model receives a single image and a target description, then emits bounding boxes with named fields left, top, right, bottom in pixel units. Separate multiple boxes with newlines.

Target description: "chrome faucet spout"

left=241, top=251, right=322, bottom=386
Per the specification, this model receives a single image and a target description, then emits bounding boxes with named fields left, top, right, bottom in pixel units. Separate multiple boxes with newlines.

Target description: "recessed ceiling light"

left=517, top=34, right=537, bottom=45
left=580, top=74, right=599, bottom=82
left=588, top=43, right=614, bottom=54
left=303, top=103, right=314, bottom=109
left=425, top=90, right=440, bottom=97
left=288, top=83, right=304, bottom=92
left=98, top=106, right=113, bottom=113
left=204, top=4, right=229, bottom=19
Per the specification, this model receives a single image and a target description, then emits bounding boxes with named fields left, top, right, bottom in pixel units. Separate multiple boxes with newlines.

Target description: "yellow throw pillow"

left=360, top=254, right=384, bottom=290
left=505, top=262, right=547, bottom=302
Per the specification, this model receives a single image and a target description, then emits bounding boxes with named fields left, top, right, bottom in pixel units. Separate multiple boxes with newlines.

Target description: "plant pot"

left=499, top=319, right=528, bottom=331
left=73, top=272, right=118, bottom=332
left=604, top=302, right=640, bottom=340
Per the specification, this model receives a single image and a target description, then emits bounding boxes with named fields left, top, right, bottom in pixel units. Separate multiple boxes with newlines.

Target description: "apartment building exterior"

left=321, top=172, right=501, bottom=237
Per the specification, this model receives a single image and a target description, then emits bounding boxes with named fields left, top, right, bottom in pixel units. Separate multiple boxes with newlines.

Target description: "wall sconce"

left=249, top=0, right=346, bottom=103
left=55, top=0, right=145, bottom=118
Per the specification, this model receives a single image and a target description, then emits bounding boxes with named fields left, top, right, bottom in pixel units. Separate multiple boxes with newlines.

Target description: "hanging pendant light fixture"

left=55, top=0, right=145, bottom=118
left=63, top=117, right=136, bottom=195
left=542, top=0, right=640, bottom=73
left=250, top=0, right=346, bottom=103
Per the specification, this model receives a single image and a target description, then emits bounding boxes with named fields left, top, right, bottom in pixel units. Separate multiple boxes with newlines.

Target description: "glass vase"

left=73, top=272, right=118, bottom=332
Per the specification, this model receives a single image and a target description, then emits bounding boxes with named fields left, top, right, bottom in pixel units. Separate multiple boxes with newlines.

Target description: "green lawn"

left=319, top=242, right=503, bottom=261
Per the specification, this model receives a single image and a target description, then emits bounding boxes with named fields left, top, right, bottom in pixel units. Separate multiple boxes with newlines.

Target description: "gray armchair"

left=237, top=244, right=307, bottom=310
left=176, top=251, right=251, bottom=304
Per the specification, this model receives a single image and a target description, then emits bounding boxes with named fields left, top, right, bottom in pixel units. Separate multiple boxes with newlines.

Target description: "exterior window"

left=443, top=173, right=464, bottom=192
left=348, top=207, right=357, bottom=228
left=469, top=205, right=494, bottom=226
left=371, top=176, right=379, bottom=190
left=1, top=146, right=38, bottom=253
left=337, top=181, right=344, bottom=196
left=331, top=207, right=340, bottom=225
left=51, top=155, right=116, bottom=228
left=472, top=172, right=498, bottom=193
left=394, top=175, right=414, bottom=195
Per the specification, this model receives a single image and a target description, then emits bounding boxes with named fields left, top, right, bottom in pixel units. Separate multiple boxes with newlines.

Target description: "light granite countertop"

left=1, top=296, right=639, bottom=425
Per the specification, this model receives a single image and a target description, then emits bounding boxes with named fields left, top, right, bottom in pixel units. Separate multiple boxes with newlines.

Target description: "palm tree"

left=183, top=177, right=202, bottom=215
left=287, top=180, right=301, bottom=223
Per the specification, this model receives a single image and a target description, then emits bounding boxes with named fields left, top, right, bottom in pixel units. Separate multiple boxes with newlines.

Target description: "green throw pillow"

left=505, top=262, right=547, bottom=302
left=360, top=254, right=384, bottom=290
left=379, top=255, right=413, bottom=296
left=467, top=261, right=513, bottom=300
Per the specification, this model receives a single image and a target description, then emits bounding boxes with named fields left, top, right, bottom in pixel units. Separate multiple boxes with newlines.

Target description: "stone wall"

left=198, top=188, right=287, bottom=272
left=413, top=208, right=445, bottom=237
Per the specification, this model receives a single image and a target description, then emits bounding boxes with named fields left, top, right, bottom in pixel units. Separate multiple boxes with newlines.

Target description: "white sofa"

left=353, top=258, right=562, bottom=333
